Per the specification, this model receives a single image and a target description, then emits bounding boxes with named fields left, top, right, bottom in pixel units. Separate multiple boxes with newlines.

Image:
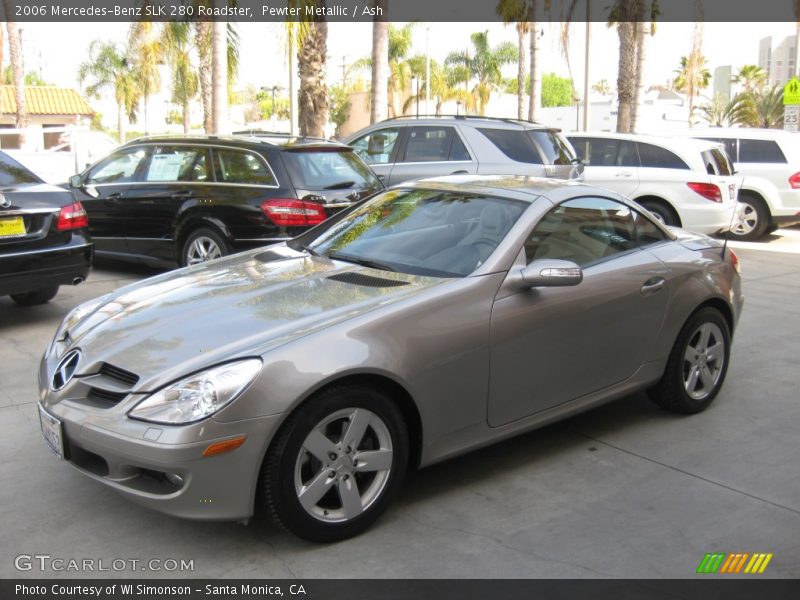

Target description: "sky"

left=9, top=21, right=797, bottom=103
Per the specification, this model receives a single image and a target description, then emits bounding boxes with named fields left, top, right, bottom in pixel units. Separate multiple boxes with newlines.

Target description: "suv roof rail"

left=233, top=129, right=331, bottom=143
left=381, top=114, right=550, bottom=127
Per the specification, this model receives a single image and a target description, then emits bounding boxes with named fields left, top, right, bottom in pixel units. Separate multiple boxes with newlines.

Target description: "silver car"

left=38, top=176, right=743, bottom=542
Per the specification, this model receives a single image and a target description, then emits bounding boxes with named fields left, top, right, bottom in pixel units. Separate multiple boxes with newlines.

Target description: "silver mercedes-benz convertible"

left=38, top=176, right=743, bottom=542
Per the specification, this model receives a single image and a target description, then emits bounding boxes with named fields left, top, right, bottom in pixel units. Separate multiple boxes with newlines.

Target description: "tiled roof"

left=0, top=86, right=94, bottom=116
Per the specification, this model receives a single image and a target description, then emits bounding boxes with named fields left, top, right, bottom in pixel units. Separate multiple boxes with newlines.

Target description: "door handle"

left=641, top=276, right=666, bottom=296
left=615, top=172, right=633, bottom=178
left=171, top=189, right=194, bottom=199
left=450, top=170, right=469, bottom=175
left=106, top=192, right=123, bottom=202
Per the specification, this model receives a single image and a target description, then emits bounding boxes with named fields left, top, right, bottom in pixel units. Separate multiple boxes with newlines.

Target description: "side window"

left=351, top=128, right=401, bottom=164
left=636, top=142, right=689, bottom=169
left=572, top=138, right=638, bottom=167
left=402, top=126, right=455, bottom=162
left=529, top=130, right=576, bottom=165
left=215, top=149, right=277, bottom=186
left=144, top=146, right=209, bottom=182
left=738, top=139, right=787, bottom=163
left=477, top=128, right=542, bottom=164
left=700, top=137, right=738, bottom=162
left=524, top=197, right=663, bottom=266
left=450, top=133, right=472, bottom=161
left=86, top=147, right=148, bottom=185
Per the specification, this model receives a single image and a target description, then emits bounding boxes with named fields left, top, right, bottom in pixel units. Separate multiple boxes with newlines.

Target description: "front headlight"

left=128, top=359, right=262, bottom=425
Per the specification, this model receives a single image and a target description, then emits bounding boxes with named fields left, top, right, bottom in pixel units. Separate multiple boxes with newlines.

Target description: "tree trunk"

left=298, top=20, right=329, bottom=137
left=211, top=15, right=228, bottom=134
left=631, top=21, right=646, bottom=133
left=183, top=96, right=191, bottom=133
left=6, top=21, right=27, bottom=137
left=196, top=21, right=213, bottom=134
left=516, top=24, right=527, bottom=120
left=370, top=4, right=389, bottom=124
left=528, top=21, right=540, bottom=122
left=118, top=103, right=127, bottom=144
left=616, top=20, right=636, bottom=133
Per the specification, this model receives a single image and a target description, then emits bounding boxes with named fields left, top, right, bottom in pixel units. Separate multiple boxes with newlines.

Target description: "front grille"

left=99, top=363, right=139, bottom=387
left=327, top=272, right=409, bottom=288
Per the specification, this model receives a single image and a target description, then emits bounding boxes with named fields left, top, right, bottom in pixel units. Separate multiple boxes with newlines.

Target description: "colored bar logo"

left=696, top=552, right=773, bottom=574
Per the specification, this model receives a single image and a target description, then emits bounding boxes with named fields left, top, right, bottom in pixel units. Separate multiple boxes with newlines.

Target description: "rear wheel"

left=261, top=384, right=408, bottom=542
left=181, top=227, right=229, bottom=267
left=10, top=286, right=59, bottom=306
left=648, top=307, right=731, bottom=414
left=729, top=194, right=769, bottom=241
left=639, top=200, right=679, bottom=227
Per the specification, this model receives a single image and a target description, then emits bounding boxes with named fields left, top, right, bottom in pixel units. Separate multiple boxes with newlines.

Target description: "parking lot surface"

left=1, top=229, right=799, bottom=579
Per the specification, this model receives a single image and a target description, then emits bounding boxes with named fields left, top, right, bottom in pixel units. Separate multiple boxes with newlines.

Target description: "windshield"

left=282, top=149, right=382, bottom=191
left=0, top=151, right=43, bottom=186
left=303, top=188, right=527, bottom=277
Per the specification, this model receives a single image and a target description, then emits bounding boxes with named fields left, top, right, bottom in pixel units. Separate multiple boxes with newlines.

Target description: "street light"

left=261, top=85, right=284, bottom=131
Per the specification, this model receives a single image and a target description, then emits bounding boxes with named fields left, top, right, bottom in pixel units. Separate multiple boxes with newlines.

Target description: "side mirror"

left=68, top=174, right=82, bottom=188
left=517, top=259, right=583, bottom=288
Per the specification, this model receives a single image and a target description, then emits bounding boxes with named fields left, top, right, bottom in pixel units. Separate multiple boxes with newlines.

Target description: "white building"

left=758, top=35, right=797, bottom=87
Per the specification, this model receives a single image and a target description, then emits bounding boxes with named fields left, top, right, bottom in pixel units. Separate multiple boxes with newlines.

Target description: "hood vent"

left=86, top=388, right=129, bottom=408
left=99, top=363, right=139, bottom=387
left=327, top=272, right=409, bottom=288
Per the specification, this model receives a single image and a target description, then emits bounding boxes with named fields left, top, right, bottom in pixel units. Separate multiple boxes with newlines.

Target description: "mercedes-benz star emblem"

left=51, top=349, right=81, bottom=391
left=0, top=194, right=10, bottom=209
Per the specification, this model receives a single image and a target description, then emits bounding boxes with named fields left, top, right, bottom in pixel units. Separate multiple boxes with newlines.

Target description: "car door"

left=73, top=145, right=150, bottom=256
left=348, top=126, right=403, bottom=185
left=568, top=136, right=640, bottom=196
left=122, top=144, right=212, bottom=263
left=488, top=197, right=670, bottom=427
left=387, top=125, right=477, bottom=185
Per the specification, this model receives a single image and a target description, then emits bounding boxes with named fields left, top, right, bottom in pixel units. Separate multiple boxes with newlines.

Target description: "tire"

left=10, top=286, right=59, bottom=306
left=648, top=307, right=731, bottom=414
left=181, top=227, right=229, bottom=267
left=261, top=384, right=408, bottom=542
left=729, top=194, right=769, bottom=241
left=765, top=224, right=779, bottom=235
left=639, top=200, right=679, bottom=227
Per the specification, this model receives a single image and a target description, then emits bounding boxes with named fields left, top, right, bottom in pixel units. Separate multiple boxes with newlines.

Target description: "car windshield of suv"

left=303, top=188, right=527, bottom=278
left=529, top=131, right=576, bottom=165
left=282, top=149, right=381, bottom=191
left=0, top=151, right=43, bottom=186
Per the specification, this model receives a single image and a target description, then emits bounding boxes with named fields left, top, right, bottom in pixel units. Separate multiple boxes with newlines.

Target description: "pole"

left=425, top=24, right=431, bottom=115
left=289, top=35, right=297, bottom=136
left=582, top=0, right=591, bottom=131
left=271, top=86, right=276, bottom=131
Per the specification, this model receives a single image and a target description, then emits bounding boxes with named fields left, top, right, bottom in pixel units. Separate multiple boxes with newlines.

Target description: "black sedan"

left=0, top=152, right=93, bottom=306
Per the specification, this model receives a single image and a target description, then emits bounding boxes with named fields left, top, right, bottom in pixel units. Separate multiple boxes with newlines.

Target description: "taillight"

left=729, top=248, right=740, bottom=275
left=788, top=172, right=800, bottom=189
left=687, top=182, right=722, bottom=203
left=56, top=201, right=89, bottom=230
left=260, top=199, right=327, bottom=227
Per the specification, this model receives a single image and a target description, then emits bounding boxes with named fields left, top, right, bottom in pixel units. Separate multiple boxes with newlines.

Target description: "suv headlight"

left=128, top=359, right=262, bottom=425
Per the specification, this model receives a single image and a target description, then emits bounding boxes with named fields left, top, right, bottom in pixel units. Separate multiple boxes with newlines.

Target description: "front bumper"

left=37, top=381, right=284, bottom=520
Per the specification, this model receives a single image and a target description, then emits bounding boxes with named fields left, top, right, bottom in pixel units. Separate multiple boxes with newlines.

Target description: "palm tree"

left=195, top=19, right=213, bottom=133
left=79, top=41, right=140, bottom=142
left=5, top=20, right=27, bottom=134
left=673, top=55, right=711, bottom=125
left=732, top=65, right=768, bottom=94
left=162, top=22, right=198, bottom=133
left=630, top=3, right=659, bottom=132
left=211, top=18, right=227, bottom=134
left=741, top=85, right=785, bottom=128
left=128, top=22, right=162, bottom=134
left=402, top=60, right=475, bottom=115
left=699, top=93, right=748, bottom=127
left=370, top=1, right=389, bottom=124
left=286, top=0, right=329, bottom=137
left=446, top=31, right=517, bottom=115
left=497, top=0, right=531, bottom=120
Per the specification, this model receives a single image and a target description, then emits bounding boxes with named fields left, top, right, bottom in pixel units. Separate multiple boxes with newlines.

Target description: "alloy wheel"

left=731, top=202, right=758, bottom=236
left=682, top=322, right=726, bottom=400
left=186, top=236, right=223, bottom=265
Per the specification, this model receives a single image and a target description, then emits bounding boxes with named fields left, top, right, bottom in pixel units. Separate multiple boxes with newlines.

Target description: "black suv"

left=68, top=135, right=384, bottom=267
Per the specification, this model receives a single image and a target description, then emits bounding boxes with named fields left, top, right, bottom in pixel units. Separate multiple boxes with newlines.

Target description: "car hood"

left=63, top=247, right=444, bottom=391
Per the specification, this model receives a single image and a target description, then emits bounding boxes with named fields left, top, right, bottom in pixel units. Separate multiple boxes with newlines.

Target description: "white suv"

left=675, top=128, right=800, bottom=240
left=566, top=132, right=741, bottom=235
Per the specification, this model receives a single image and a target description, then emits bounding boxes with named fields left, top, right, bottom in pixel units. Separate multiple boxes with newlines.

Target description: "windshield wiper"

left=327, top=251, right=395, bottom=272
left=324, top=180, right=356, bottom=190
left=299, top=243, right=319, bottom=256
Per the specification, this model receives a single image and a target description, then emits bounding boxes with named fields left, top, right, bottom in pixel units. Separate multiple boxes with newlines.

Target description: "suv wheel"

left=182, top=228, right=229, bottom=267
left=730, top=194, right=769, bottom=241
left=639, top=200, right=679, bottom=227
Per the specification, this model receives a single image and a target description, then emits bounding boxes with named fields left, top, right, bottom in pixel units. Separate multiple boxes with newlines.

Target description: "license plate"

left=39, top=406, right=65, bottom=459
left=0, top=216, right=25, bottom=237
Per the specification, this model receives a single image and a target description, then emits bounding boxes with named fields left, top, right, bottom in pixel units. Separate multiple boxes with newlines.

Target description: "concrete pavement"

left=1, top=236, right=798, bottom=579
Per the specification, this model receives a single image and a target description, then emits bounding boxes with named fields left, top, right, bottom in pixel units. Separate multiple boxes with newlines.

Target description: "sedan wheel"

left=182, top=228, right=228, bottom=267
left=648, top=307, right=731, bottom=414
left=262, top=384, right=408, bottom=542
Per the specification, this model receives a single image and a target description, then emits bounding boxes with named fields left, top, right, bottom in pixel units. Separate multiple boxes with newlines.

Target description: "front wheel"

left=261, top=384, right=408, bottom=542
left=639, top=200, right=679, bottom=227
left=648, top=307, right=731, bottom=414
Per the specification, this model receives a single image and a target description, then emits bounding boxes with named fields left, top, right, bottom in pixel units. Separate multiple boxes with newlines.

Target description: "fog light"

left=165, top=472, right=184, bottom=486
